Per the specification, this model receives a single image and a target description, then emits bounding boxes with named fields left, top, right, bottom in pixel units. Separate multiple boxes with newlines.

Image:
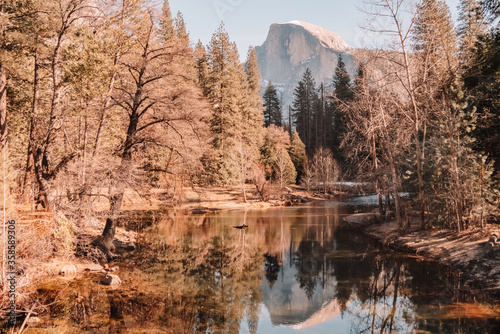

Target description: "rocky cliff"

left=255, top=21, right=357, bottom=111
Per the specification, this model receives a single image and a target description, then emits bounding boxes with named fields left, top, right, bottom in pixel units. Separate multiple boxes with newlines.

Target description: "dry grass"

left=0, top=207, right=77, bottom=318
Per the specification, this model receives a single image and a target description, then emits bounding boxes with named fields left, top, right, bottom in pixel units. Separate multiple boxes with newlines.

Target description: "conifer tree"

left=233, top=46, right=264, bottom=199
left=333, top=55, right=353, bottom=101
left=159, top=0, right=175, bottom=41
left=458, top=0, right=488, bottom=61
left=205, top=25, right=244, bottom=176
left=204, top=25, right=263, bottom=186
left=194, top=40, right=210, bottom=97
left=353, top=62, right=366, bottom=95
left=426, top=77, right=498, bottom=230
left=263, top=82, right=281, bottom=127
left=245, top=47, right=261, bottom=97
left=259, top=134, right=276, bottom=177
left=242, top=46, right=264, bottom=150
left=174, top=12, right=189, bottom=41
left=259, top=125, right=296, bottom=187
left=345, top=61, right=390, bottom=213
left=413, top=0, right=498, bottom=230
left=459, top=0, right=500, bottom=174
left=288, top=129, right=306, bottom=183
left=314, top=82, right=327, bottom=149
left=331, top=54, right=352, bottom=170
left=406, top=0, right=458, bottom=228
left=348, top=62, right=375, bottom=172
left=292, top=68, right=317, bottom=155
left=414, top=0, right=458, bottom=84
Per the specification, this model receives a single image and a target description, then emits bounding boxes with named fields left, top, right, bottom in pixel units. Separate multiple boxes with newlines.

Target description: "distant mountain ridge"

left=255, top=21, right=357, bottom=113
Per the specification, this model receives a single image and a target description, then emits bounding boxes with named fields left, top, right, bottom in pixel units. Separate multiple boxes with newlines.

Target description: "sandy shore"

left=174, top=185, right=340, bottom=214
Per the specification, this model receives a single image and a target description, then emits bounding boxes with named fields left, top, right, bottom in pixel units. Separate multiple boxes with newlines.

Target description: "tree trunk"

left=98, top=217, right=117, bottom=256
left=22, top=49, right=39, bottom=203
left=96, top=113, right=139, bottom=257
left=32, top=148, right=54, bottom=211
left=42, top=34, right=64, bottom=155
left=92, top=60, right=118, bottom=158
left=414, top=125, right=426, bottom=229
left=241, top=176, right=247, bottom=203
left=377, top=188, right=384, bottom=216
left=388, top=157, right=402, bottom=228
left=389, top=1, right=425, bottom=230
left=28, top=29, right=65, bottom=211
left=404, top=48, right=425, bottom=230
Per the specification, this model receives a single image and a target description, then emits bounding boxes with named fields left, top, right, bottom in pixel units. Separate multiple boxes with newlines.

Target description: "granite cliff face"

left=255, top=21, right=356, bottom=109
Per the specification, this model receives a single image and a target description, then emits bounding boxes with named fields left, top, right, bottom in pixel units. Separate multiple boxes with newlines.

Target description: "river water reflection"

left=38, top=202, right=500, bottom=333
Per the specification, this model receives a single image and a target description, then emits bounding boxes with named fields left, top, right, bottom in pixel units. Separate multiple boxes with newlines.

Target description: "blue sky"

left=167, top=0, right=461, bottom=60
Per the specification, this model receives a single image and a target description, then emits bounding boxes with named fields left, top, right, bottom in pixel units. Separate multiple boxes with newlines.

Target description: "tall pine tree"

left=288, top=129, right=306, bottom=182
left=206, top=24, right=244, bottom=154
left=263, top=82, right=281, bottom=127
left=195, top=40, right=210, bottom=97
left=243, top=46, right=264, bottom=150
left=458, top=0, right=488, bottom=61
left=292, top=68, right=317, bottom=155
left=333, top=55, right=353, bottom=101
left=331, top=54, right=352, bottom=170
left=159, top=0, right=175, bottom=41
left=413, top=0, right=497, bottom=230
left=459, top=0, right=500, bottom=174
left=203, top=25, right=263, bottom=185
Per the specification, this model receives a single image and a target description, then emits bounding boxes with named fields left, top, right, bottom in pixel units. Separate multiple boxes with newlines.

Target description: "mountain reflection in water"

left=36, top=204, right=500, bottom=333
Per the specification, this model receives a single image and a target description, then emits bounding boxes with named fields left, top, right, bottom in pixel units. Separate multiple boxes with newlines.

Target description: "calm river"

left=35, top=202, right=500, bottom=333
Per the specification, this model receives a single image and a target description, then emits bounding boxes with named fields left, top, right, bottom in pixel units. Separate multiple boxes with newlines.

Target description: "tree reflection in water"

left=36, top=206, right=499, bottom=333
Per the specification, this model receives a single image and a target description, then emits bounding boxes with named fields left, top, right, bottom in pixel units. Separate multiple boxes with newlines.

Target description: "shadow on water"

left=32, top=204, right=500, bottom=333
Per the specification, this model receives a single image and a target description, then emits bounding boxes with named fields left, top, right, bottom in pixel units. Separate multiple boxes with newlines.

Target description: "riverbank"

left=0, top=185, right=324, bottom=318
left=86, top=184, right=344, bottom=214
left=12, top=203, right=500, bottom=333
left=344, top=213, right=500, bottom=301
left=161, top=184, right=344, bottom=214
left=5, top=196, right=499, bottom=330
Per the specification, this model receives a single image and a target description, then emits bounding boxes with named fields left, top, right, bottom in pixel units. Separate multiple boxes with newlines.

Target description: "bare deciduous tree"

left=94, top=1, right=210, bottom=257
left=361, top=0, right=426, bottom=228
